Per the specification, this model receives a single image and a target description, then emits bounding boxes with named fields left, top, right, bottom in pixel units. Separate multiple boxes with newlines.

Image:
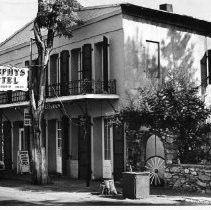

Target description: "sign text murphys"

left=0, top=66, right=29, bottom=91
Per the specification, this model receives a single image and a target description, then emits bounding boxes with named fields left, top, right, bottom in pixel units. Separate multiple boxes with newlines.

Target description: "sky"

left=0, top=0, right=211, bottom=43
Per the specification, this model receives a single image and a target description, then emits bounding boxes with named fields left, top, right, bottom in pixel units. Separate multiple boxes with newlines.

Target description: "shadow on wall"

left=124, top=27, right=196, bottom=100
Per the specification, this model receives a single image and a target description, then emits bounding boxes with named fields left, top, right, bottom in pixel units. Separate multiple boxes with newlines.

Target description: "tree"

left=30, top=0, right=81, bottom=184
left=113, top=79, right=211, bottom=164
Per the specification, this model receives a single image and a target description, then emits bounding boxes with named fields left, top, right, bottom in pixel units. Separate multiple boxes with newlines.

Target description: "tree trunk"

left=30, top=21, right=51, bottom=184
left=30, top=108, right=48, bottom=184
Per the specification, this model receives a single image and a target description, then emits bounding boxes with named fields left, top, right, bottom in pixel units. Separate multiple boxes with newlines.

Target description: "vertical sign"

left=24, top=108, right=31, bottom=126
left=17, top=151, right=30, bottom=173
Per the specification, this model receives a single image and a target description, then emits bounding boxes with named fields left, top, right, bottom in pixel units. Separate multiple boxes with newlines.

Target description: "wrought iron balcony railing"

left=0, top=79, right=116, bottom=105
left=46, top=79, right=116, bottom=98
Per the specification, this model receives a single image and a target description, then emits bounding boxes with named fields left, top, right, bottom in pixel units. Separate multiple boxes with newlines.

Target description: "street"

left=0, top=175, right=211, bottom=205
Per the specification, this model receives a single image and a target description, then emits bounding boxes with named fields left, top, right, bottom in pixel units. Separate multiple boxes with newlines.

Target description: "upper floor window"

left=146, top=40, right=160, bottom=78
left=201, top=50, right=211, bottom=95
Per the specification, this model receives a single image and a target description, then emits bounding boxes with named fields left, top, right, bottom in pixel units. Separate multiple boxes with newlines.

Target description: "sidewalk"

left=0, top=173, right=211, bottom=205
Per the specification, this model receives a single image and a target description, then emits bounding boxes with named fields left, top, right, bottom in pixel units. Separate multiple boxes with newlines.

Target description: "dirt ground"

left=0, top=173, right=211, bottom=206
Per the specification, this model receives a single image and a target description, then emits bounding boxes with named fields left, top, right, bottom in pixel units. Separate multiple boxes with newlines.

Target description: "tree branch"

left=33, top=20, right=45, bottom=52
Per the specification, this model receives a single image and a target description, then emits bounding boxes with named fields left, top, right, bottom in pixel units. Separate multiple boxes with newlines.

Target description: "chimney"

left=159, top=4, right=173, bottom=13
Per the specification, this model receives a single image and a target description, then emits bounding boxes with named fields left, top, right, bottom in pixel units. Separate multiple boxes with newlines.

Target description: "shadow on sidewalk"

left=0, top=171, right=210, bottom=202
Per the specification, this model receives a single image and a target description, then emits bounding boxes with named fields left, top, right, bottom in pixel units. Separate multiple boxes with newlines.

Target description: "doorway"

left=56, top=121, right=62, bottom=174
left=78, top=116, right=91, bottom=179
left=145, top=135, right=165, bottom=186
left=113, top=125, right=125, bottom=181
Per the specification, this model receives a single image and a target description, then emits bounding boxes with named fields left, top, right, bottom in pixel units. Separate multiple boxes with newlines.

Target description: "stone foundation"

left=164, top=164, right=211, bottom=194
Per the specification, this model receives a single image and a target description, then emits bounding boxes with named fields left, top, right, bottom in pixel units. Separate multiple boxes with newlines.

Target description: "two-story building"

left=0, top=3, right=211, bottom=183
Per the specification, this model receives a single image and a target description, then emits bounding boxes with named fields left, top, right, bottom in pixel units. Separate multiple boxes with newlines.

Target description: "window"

left=50, top=54, right=59, bottom=84
left=104, top=119, right=111, bottom=160
left=71, top=48, right=81, bottom=81
left=25, top=60, right=29, bottom=67
left=201, top=50, right=211, bottom=95
left=146, top=40, right=160, bottom=78
left=94, top=36, right=109, bottom=92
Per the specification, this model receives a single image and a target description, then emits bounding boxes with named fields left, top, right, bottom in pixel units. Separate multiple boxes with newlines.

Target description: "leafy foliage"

left=36, top=0, right=82, bottom=39
left=113, top=79, right=211, bottom=164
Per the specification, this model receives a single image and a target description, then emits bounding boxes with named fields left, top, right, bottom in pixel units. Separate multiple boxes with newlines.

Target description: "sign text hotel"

left=0, top=66, right=29, bottom=91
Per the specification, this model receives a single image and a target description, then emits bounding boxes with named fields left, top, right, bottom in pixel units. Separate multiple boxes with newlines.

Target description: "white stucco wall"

left=122, top=15, right=211, bottom=107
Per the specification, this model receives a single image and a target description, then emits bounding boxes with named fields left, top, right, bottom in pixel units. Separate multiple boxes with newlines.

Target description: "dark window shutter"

left=201, top=53, right=207, bottom=95
left=103, top=36, right=109, bottom=91
left=60, top=50, right=69, bottom=95
left=208, top=50, right=211, bottom=84
left=82, top=44, right=92, bottom=80
left=50, top=54, right=59, bottom=85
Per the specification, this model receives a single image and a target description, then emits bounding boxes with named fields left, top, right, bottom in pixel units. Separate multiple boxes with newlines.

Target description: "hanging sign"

left=24, top=108, right=31, bottom=126
left=17, top=151, right=30, bottom=174
left=0, top=66, right=29, bottom=91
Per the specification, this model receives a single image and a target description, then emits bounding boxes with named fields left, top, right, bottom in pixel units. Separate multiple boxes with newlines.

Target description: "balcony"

left=0, top=80, right=117, bottom=105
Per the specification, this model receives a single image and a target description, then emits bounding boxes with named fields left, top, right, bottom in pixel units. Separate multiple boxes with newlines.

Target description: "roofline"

left=0, top=19, right=34, bottom=48
left=77, top=3, right=121, bottom=11
left=1, top=2, right=211, bottom=49
left=120, top=3, right=211, bottom=36
left=0, top=4, right=122, bottom=48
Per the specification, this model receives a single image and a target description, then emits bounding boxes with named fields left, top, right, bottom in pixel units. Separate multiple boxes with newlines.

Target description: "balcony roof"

left=0, top=94, right=119, bottom=109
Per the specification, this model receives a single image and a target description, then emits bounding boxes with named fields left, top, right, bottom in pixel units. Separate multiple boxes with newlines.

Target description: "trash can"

left=122, top=172, right=150, bottom=199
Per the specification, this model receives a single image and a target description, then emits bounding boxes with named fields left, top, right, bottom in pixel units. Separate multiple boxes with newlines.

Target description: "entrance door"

left=78, top=116, right=91, bottom=179
left=113, top=125, right=125, bottom=181
left=103, top=118, right=113, bottom=179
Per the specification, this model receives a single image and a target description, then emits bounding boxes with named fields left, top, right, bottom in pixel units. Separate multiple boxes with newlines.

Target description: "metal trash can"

left=122, top=172, right=150, bottom=199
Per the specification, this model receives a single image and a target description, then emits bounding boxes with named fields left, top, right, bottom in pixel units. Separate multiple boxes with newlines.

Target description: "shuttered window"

left=201, top=53, right=207, bottom=95
left=60, top=50, right=69, bottom=95
left=201, top=50, right=211, bottom=95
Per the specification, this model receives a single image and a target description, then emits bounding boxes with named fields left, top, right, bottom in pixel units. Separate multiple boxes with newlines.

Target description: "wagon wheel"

left=145, top=156, right=165, bottom=186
